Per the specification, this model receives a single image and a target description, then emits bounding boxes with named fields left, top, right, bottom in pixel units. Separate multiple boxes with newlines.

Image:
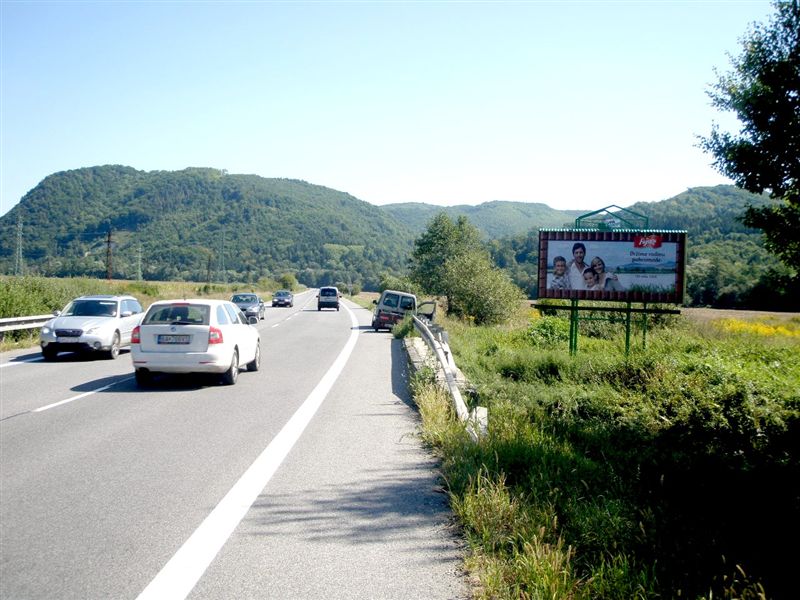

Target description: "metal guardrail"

left=0, top=315, right=52, bottom=334
left=412, top=316, right=487, bottom=440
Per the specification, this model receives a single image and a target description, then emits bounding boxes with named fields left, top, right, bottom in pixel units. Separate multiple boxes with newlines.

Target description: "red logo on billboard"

left=634, top=234, right=663, bottom=248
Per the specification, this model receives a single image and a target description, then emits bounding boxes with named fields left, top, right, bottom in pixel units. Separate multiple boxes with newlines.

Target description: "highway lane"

left=0, top=292, right=466, bottom=599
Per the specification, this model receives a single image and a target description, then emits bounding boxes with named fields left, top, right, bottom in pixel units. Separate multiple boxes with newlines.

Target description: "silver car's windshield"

left=62, top=300, right=117, bottom=317
left=232, top=295, right=257, bottom=303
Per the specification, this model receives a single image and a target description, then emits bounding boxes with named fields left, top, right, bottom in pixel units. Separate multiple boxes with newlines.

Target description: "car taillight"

left=208, top=326, right=224, bottom=344
left=131, top=326, right=141, bottom=344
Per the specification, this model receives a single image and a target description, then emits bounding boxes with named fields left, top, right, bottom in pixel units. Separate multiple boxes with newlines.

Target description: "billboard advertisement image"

left=537, top=230, right=687, bottom=303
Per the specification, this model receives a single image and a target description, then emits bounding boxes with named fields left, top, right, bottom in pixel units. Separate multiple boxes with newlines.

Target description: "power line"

left=106, top=229, right=113, bottom=281
left=14, top=216, right=24, bottom=276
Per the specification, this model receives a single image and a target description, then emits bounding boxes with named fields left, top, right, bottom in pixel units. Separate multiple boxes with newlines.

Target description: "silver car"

left=231, top=293, right=266, bottom=320
left=40, top=295, right=144, bottom=360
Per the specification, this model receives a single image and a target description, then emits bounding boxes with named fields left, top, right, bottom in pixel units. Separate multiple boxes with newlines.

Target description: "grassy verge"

left=409, top=306, right=800, bottom=599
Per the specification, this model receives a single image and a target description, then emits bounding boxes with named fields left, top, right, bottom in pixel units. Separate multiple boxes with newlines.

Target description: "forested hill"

left=625, top=185, right=770, bottom=238
left=380, top=201, right=583, bottom=238
left=0, top=166, right=415, bottom=288
left=0, top=165, right=775, bottom=304
left=381, top=186, right=769, bottom=240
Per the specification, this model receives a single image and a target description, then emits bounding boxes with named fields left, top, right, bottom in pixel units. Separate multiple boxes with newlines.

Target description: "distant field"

left=682, top=306, right=799, bottom=323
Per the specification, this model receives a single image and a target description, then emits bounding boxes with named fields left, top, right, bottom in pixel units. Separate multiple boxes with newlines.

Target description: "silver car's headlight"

left=41, top=326, right=51, bottom=335
left=84, top=326, right=99, bottom=335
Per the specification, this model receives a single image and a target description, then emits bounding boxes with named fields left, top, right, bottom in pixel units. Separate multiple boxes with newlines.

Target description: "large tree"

left=699, top=0, right=800, bottom=276
left=409, top=213, right=483, bottom=296
left=409, top=212, right=524, bottom=323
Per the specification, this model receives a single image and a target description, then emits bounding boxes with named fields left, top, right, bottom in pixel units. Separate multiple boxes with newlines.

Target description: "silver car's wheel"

left=247, top=344, right=261, bottom=372
left=221, top=349, right=239, bottom=385
left=106, top=332, right=120, bottom=360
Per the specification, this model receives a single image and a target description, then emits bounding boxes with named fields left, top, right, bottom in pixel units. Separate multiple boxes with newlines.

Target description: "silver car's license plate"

left=57, top=337, right=80, bottom=343
left=158, top=334, right=191, bottom=344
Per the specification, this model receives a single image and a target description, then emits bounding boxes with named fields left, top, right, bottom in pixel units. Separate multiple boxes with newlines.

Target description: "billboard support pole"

left=533, top=303, right=681, bottom=357
left=642, top=302, right=649, bottom=350
left=569, top=300, right=579, bottom=355
left=624, top=302, right=632, bottom=355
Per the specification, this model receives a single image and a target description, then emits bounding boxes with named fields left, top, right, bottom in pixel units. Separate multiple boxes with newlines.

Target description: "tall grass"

left=410, top=309, right=799, bottom=599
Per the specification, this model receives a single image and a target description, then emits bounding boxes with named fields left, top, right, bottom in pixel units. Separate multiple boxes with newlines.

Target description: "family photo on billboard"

left=538, top=231, right=686, bottom=303
left=548, top=243, right=625, bottom=292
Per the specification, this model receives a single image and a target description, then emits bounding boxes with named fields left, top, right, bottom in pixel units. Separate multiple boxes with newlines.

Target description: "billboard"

left=537, top=230, right=687, bottom=303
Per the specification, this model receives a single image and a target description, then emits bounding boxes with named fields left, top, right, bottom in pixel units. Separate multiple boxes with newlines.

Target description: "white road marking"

left=0, top=357, right=41, bottom=368
left=33, top=377, right=134, bottom=412
left=136, top=304, right=360, bottom=600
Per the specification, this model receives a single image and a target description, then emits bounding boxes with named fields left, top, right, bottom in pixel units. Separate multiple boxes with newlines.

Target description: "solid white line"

left=33, top=377, right=134, bottom=412
left=136, top=305, right=360, bottom=600
left=0, top=357, right=42, bottom=369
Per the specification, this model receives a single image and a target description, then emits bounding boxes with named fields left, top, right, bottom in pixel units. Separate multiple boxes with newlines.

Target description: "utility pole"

left=106, top=229, right=113, bottom=281
left=14, top=216, right=24, bottom=276
left=219, top=229, right=226, bottom=283
left=136, top=245, right=143, bottom=280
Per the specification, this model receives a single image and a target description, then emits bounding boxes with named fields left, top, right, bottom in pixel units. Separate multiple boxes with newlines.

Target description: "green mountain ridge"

left=380, top=200, right=585, bottom=237
left=0, top=165, right=775, bottom=302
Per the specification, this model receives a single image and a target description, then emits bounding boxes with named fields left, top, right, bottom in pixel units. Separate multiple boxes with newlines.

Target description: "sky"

left=0, top=0, right=777, bottom=218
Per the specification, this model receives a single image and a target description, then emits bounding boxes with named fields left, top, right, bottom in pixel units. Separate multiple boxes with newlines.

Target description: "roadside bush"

left=391, top=314, right=416, bottom=339
left=443, top=250, right=525, bottom=326
left=526, top=316, right=570, bottom=346
left=278, top=272, right=298, bottom=290
left=378, top=272, right=422, bottom=296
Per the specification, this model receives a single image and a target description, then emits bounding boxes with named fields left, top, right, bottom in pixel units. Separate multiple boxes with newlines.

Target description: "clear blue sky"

left=0, top=0, right=775, bottom=217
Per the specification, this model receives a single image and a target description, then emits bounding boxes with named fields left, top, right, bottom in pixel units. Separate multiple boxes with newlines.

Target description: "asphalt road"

left=0, top=291, right=467, bottom=600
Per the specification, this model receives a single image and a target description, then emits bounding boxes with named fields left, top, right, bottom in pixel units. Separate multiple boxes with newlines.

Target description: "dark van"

left=371, top=289, right=435, bottom=331
left=317, top=286, right=341, bottom=311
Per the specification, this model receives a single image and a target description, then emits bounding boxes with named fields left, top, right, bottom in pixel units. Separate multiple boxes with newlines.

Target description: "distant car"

left=231, top=293, right=265, bottom=320
left=39, top=294, right=144, bottom=360
left=131, top=299, right=261, bottom=386
left=317, top=286, right=341, bottom=311
left=272, top=290, right=294, bottom=307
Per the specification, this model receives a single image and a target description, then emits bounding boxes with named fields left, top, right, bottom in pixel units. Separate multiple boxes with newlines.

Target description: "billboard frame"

left=537, top=229, right=687, bottom=304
